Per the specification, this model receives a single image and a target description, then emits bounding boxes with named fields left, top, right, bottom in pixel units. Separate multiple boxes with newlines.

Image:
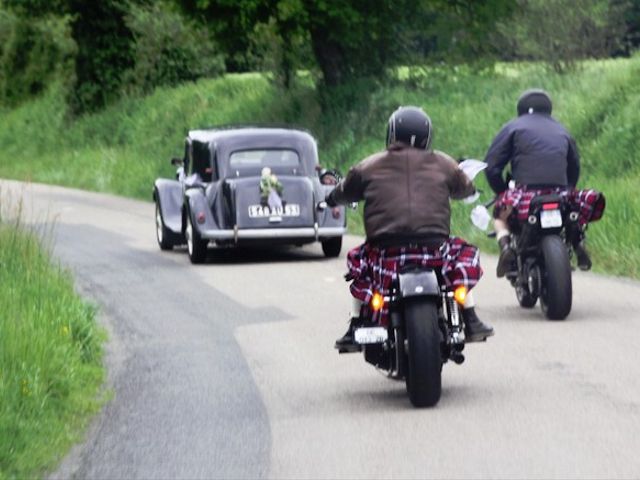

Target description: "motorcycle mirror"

left=470, top=205, right=491, bottom=231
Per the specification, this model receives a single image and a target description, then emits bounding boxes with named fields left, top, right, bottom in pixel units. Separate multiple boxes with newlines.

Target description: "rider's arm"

left=567, top=136, right=580, bottom=188
left=326, top=166, right=364, bottom=207
left=439, top=152, right=476, bottom=199
left=450, top=168, right=476, bottom=200
left=484, top=124, right=514, bottom=194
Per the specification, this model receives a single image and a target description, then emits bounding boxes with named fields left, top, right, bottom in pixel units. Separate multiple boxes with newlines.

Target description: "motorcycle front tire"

left=404, top=298, right=442, bottom=407
left=539, top=235, right=572, bottom=320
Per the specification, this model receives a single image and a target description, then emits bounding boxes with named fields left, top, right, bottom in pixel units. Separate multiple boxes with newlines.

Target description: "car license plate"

left=354, top=327, right=388, bottom=344
left=248, top=204, right=301, bottom=218
left=540, top=209, right=562, bottom=228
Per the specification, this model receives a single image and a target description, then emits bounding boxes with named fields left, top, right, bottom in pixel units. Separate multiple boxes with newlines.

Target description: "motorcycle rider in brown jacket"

left=327, top=106, right=494, bottom=348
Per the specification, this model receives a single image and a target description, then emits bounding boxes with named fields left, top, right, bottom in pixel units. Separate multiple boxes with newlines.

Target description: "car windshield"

left=229, top=149, right=300, bottom=169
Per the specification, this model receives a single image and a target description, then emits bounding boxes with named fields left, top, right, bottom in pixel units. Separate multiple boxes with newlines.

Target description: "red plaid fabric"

left=346, top=237, right=482, bottom=326
left=494, top=186, right=605, bottom=226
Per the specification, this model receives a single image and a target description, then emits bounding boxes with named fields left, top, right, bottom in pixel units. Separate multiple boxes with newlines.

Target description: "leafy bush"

left=124, top=2, right=224, bottom=96
left=0, top=8, right=76, bottom=107
left=495, top=0, right=628, bottom=72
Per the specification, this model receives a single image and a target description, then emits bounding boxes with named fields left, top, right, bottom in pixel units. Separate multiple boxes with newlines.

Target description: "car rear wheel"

left=321, top=237, right=342, bottom=257
left=186, top=212, right=208, bottom=264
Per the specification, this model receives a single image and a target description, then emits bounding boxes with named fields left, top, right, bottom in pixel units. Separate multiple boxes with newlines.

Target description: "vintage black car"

left=153, top=126, right=347, bottom=263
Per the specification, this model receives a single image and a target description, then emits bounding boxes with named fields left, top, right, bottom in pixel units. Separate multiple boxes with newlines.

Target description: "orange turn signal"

left=453, top=286, right=468, bottom=305
left=370, top=292, right=384, bottom=312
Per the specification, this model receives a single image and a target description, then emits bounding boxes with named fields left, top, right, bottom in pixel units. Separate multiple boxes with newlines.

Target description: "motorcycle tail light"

left=331, top=207, right=341, bottom=219
left=454, top=286, right=468, bottom=305
left=542, top=203, right=559, bottom=210
left=196, top=212, right=206, bottom=224
left=370, top=292, right=384, bottom=312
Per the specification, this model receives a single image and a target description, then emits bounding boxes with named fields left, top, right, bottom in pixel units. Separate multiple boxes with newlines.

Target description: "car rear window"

left=229, top=149, right=300, bottom=169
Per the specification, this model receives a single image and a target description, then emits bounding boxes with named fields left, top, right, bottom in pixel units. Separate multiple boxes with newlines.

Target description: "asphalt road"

left=3, top=179, right=640, bottom=479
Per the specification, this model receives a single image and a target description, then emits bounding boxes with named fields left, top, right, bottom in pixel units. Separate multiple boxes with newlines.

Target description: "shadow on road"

left=164, top=244, right=331, bottom=265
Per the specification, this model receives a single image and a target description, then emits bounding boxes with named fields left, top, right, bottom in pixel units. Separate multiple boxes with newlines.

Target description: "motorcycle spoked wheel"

left=404, top=298, right=442, bottom=407
left=538, top=235, right=572, bottom=320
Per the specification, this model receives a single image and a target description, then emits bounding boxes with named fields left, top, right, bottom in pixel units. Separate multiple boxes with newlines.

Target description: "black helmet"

left=517, top=89, right=552, bottom=116
left=386, top=106, right=433, bottom=149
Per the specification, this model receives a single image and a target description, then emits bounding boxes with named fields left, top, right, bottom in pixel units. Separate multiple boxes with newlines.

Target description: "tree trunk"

left=308, top=24, right=346, bottom=87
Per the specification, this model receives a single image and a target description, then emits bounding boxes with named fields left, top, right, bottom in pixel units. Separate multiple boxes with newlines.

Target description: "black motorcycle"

left=498, top=193, right=576, bottom=320
left=342, top=268, right=470, bottom=408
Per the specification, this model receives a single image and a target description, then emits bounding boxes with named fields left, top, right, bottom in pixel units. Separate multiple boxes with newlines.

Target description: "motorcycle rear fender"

left=528, top=193, right=565, bottom=216
left=398, top=270, right=441, bottom=298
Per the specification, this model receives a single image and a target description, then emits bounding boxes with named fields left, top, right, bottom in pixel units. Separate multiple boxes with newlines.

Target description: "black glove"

left=325, top=191, right=338, bottom=207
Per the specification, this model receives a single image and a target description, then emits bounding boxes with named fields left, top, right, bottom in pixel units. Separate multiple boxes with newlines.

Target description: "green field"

left=0, top=213, right=105, bottom=479
left=0, top=57, right=638, bottom=277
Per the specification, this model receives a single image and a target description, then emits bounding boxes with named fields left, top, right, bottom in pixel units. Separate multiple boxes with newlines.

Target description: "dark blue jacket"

left=484, top=113, right=580, bottom=194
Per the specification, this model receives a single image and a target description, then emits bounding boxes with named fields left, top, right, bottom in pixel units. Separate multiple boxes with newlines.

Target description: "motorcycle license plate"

left=354, top=327, right=388, bottom=344
left=540, top=209, right=562, bottom=228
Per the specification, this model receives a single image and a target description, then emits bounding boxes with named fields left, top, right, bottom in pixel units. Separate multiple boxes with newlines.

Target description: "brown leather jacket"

left=327, top=144, right=474, bottom=244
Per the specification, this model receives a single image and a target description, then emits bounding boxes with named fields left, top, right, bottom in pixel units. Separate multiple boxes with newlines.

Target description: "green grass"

left=0, top=210, right=105, bottom=480
left=0, top=57, right=639, bottom=277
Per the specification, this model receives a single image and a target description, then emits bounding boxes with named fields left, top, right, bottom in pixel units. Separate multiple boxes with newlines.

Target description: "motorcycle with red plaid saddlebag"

left=474, top=193, right=575, bottom=320
left=347, top=266, right=472, bottom=408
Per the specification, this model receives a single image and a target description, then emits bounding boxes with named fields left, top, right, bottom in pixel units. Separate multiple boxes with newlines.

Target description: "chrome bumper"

left=199, top=226, right=346, bottom=241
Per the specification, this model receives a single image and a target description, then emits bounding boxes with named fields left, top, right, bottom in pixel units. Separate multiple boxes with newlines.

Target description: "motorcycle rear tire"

left=404, top=299, right=442, bottom=407
left=539, top=235, right=572, bottom=320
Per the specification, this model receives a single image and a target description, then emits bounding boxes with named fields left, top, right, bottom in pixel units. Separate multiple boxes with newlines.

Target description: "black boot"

left=567, top=223, right=592, bottom=271
left=496, top=235, right=516, bottom=278
left=334, top=318, right=361, bottom=352
left=574, top=241, right=592, bottom=271
left=463, top=307, right=494, bottom=342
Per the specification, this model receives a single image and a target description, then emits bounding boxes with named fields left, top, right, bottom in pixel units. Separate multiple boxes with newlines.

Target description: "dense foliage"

left=0, top=0, right=225, bottom=112
left=1, top=0, right=638, bottom=111
left=1, top=57, right=639, bottom=277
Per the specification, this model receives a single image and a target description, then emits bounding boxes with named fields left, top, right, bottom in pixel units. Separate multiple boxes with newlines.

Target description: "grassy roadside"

left=0, top=212, right=105, bottom=479
left=0, top=57, right=638, bottom=277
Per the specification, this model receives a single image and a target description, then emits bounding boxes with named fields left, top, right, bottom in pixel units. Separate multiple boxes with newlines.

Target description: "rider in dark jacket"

left=327, top=106, right=494, bottom=349
left=485, top=89, right=596, bottom=275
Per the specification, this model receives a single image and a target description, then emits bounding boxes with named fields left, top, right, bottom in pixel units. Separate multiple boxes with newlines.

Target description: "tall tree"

left=68, top=0, right=136, bottom=112
left=176, top=0, right=515, bottom=87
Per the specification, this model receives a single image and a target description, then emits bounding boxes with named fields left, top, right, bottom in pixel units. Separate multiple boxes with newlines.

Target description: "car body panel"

left=153, top=178, right=183, bottom=233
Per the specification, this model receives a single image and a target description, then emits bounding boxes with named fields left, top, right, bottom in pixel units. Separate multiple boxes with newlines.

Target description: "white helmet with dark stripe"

left=386, top=106, right=433, bottom=150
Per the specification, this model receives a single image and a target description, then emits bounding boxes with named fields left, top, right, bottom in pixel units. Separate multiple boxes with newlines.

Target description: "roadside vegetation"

left=0, top=211, right=105, bottom=479
left=0, top=56, right=639, bottom=278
